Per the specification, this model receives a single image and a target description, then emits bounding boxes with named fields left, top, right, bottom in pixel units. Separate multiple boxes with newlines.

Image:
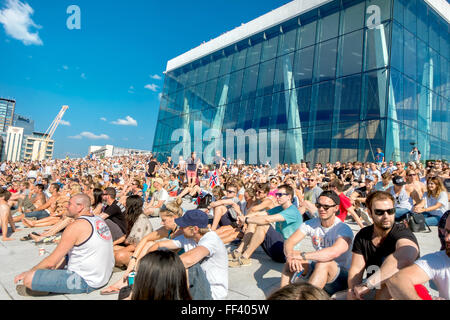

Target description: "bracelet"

left=245, top=217, right=249, bottom=224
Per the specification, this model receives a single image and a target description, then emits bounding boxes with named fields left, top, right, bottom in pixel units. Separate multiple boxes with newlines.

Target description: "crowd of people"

left=1, top=150, right=449, bottom=300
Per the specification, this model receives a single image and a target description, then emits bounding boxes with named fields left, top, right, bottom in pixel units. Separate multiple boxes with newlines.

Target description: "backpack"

left=406, top=213, right=431, bottom=233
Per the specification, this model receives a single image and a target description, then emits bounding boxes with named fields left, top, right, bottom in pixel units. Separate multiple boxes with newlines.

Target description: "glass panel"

left=231, top=48, right=247, bottom=72
left=313, top=81, right=335, bottom=126
left=270, top=92, right=288, bottom=130
left=330, top=121, right=360, bottom=163
left=293, top=46, right=314, bottom=87
left=273, top=52, right=294, bottom=93
left=228, top=70, right=244, bottom=103
left=318, top=11, right=340, bottom=42
left=393, top=0, right=406, bottom=25
left=215, top=75, right=230, bottom=107
left=403, top=77, right=418, bottom=129
left=340, top=1, right=365, bottom=35
left=441, top=57, right=450, bottom=100
left=219, top=54, right=233, bottom=77
left=429, top=48, right=440, bottom=95
left=417, top=37, right=429, bottom=89
left=404, top=28, right=417, bottom=80
left=261, top=36, right=279, bottom=62
left=207, top=59, right=221, bottom=81
left=196, top=64, right=209, bottom=83
left=358, top=119, right=385, bottom=162
left=404, top=0, right=417, bottom=34
left=335, top=74, right=362, bottom=122
left=256, top=58, right=276, bottom=97
left=241, top=64, right=259, bottom=100
left=391, top=22, right=403, bottom=73
left=245, top=42, right=262, bottom=67
left=416, top=0, right=428, bottom=43
left=204, top=78, right=218, bottom=107
left=296, top=85, right=312, bottom=128
left=337, top=29, right=363, bottom=77
left=278, top=27, right=298, bottom=55
left=298, top=21, right=317, bottom=49
left=314, top=38, right=337, bottom=83
left=428, top=12, right=440, bottom=52
left=364, top=21, right=390, bottom=71
left=440, top=27, right=449, bottom=60
left=361, top=69, right=387, bottom=120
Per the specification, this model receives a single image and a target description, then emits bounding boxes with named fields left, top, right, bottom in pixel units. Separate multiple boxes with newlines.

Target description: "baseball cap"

left=175, top=209, right=208, bottom=228
left=392, top=175, right=406, bottom=186
left=318, top=190, right=340, bottom=205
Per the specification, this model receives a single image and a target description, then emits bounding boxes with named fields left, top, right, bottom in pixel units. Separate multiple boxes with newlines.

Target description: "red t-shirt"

left=336, top=193, right=352, bottom=222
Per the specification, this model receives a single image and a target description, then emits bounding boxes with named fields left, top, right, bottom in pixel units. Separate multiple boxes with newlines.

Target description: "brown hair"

left=426, top=176, right=445, bottom=199
left=267, top=283, right=330, bottom=300
left=328, top=179, right=344, bottom=192
left=366, top=191, right=395, bottom=214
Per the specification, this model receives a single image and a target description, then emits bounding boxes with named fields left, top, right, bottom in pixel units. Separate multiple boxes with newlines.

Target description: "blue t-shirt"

left=267, top=204, right=303, bottom=240
left=375, top=152, right=384, bottom=163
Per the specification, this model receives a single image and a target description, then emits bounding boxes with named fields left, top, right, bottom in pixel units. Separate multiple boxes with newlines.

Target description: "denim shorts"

left=25, top=210, right=50, bottom=220
left=302, top=261, right=348, bottom=296
left=32, top=269, right=97, bottom=294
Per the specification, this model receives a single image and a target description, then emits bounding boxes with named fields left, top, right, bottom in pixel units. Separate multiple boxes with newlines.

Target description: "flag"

left=209, top=170, right=219, bottom=189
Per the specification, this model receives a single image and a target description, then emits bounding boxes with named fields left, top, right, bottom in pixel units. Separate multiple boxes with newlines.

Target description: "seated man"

left=229, top=184, right=303, bottom=267
left=209, top=183, right=242, bottom=231
left=143, top=178, right=168, bottom=217
left=350, top=175, right=378, bottom=225
left=142, top=210, right=228, bottom=300
left=347, top=191, right=420, bottom=300
left=328, top=179, right=365, bottom=229
left=0, top=188, right=19, bottom=241
left=14, top=193, right=114, bottom=295
left=298, top=175, right=323, bottom=221
left=281, top=191, right=353, bottom=296
left=387, top=214, right=449, bottom=300
left=100, top=187, right=127, bottom=243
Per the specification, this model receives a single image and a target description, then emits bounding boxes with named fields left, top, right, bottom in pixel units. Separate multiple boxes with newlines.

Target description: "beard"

left=373, top=219, right=393, bottom=230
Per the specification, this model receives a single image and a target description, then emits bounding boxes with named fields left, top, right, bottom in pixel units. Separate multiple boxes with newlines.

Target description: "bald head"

left=67, top=193, right=92, bottom=217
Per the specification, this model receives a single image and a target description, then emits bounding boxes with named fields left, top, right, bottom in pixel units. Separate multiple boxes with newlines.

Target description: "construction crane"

left=37, top=105, right=69, bottom=161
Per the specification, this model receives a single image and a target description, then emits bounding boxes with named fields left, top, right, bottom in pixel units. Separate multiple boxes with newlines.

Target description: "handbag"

left=407, top=213, right=431, bottom=233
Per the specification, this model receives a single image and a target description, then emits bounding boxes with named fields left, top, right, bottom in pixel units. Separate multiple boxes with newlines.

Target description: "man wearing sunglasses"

left=281, top=191, right=353, bottom=296
left=229, top=185, right=302, bottom=267
left=347, top=191, right=419, bottom=300
left=299, top=175, right=323, bottom=221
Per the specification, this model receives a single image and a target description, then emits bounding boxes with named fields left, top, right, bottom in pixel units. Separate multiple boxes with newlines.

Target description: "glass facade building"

left=153, top=0, right=449, bottom=164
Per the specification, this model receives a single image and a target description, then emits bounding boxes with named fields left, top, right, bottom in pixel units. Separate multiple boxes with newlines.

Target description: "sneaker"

left=229, top=256, right=252, bottom=268
left=358, top=209, right=373, bottom=225
left=227, top=249, right=241, bottom=261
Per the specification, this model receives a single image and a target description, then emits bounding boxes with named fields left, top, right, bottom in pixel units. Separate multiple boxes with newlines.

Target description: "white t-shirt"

left=299, top=217, right=354, bottom=270
left=197, top=231, right=228, bottom=300
left=423, top=191, right=448, bottom=217
left=153, top=188, right=169, bottom=203
left=415, top=251, right=450, bottom=300
left=171, top=235, right=198, bottom=253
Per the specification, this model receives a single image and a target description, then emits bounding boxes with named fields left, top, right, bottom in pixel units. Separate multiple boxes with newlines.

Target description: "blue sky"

left=0, top=0, right=290, bottom=159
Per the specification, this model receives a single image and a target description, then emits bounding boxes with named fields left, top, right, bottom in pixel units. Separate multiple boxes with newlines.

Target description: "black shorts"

left=261, top=225, right=286, bottom=263
left=219, top=211, right=238, bottom=228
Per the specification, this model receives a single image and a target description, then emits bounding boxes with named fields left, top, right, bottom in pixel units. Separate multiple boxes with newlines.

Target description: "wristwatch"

left=301, top=252, right=307, bottom=260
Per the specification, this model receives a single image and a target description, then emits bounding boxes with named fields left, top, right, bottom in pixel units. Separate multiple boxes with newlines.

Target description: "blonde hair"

left=160, top=198, right=183, bottom=218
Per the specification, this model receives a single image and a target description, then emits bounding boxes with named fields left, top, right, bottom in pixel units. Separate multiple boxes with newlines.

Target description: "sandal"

left=100, top=285, right=122, bottom=295
left=20, top=234, right=33, bottom=241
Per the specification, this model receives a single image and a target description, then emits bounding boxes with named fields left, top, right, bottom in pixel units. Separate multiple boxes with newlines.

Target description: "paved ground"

left=0, top=207, right=441, bottom=300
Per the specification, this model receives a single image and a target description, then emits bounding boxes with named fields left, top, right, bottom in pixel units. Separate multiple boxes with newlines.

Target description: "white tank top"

left=390, top=186, right=413, bottom=210
left=67, top=215, right=114, bottom=288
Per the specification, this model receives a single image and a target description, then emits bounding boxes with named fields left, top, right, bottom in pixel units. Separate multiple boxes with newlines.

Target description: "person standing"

left=374, top=148, right=385, bottom=165
left=186, top=152, right=201, bottom=187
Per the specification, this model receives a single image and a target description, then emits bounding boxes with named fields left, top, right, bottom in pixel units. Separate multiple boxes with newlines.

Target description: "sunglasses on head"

left=373, top=208, right=396, bottom=216
left=315, top=203, right=336, bottom=210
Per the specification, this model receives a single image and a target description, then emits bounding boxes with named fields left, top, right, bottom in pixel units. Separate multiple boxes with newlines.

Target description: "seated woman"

left=119, top=179, right=143, bottom=206
left=412, top=176, right=448, bottom=226
left=113, top=195, right=153, bottom=268
left=123, top=250, right=192, bottom=300
left=91, top=188, right=104, bottom=216
left=101, top=198, right=184, bottom=295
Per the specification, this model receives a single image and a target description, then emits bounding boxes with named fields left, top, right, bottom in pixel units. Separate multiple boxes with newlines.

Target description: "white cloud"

left=0, top=0, right=43, bottom=45
left=100, top=117, right=107, bottom=121
left=128, top=85, right=135, bottom=94
left=81, top=73, right=87, bottom=79
left=69, top=132, right=109, bottom=140
left=111, top=116, right=138, bottom=126
left=60, top=120, right=70, bottom=126
left=144, top=84, right=159, bottom=92
left=150, top=74, right=161, bottom=80
left=62, top=65, right=69, bottom=70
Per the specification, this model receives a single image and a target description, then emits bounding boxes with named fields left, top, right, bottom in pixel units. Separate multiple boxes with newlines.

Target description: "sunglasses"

left=315, top=203, right=336, bottom=210
left=307, top=179, right=315, bottom=182
left=275, top=192, right=288, bottom=198
left=373, top=208, right=396, bottom=216
left=407, top=174, right=416, bottom=177
left=226, top=190, right=237, bottom=193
